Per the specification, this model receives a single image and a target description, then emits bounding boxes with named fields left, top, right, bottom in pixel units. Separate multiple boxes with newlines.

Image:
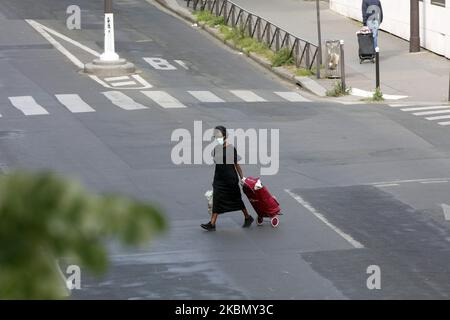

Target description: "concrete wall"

left=329, top=0, right=450, bottom=59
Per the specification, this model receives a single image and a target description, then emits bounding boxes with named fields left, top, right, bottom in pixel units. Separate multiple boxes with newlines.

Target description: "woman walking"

left=201, top=126, right=254, bottom=231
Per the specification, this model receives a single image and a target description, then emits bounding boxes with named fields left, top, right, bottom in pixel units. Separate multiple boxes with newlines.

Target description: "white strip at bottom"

left=141, top=91, right=187, bottom=109
left=102, top=91, right=148, bottom=110
left=55, top=94, right=95, bottom=113
left=230, top=90, right=267, bottom=102
left=274, top=91, right=310, bottom=102
left=9, top=96, right=49, bottom=115
left=188, top=91, right=225, bottom=103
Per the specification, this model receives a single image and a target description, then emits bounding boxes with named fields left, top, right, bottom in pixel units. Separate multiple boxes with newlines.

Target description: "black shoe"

left=243, top=216, right=254, bottom=228
left=201, top=222, right=216, bottom=231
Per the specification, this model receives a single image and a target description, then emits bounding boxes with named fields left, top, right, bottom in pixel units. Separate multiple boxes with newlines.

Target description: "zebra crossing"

left=388, top=103, right=450, bottom=127
left=0, top=89, right=310, bottom=118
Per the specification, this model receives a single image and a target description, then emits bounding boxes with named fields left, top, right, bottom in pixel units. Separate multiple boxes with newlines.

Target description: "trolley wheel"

left=271, top=217, right=280, bottom=228
left=371, top=59, right=375, bottom=63
left=359, top=59, right=363, bottom=64
left=257, top=216, right=264, bottom=226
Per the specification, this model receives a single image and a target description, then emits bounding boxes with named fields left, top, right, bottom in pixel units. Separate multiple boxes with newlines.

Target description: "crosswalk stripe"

left=413, top=109, right=450, bottom=116
left=55, top=94, right=95, bottom=113
left=102, top=91, right=148, bottom=110
left=426, top=115, right=450, bottom=121
left=9, top=96, right=49, bottom=115
left=274, top=91, right=310, bottom=102
left=230, top=90, right=266, bottom=102
left=188, top=91, right=225, bottom=103
left=141, top=91, right=187, bottom=109
left=438, top=122, right=450, bottom=126
left=401, top=106, right=449, bottom=112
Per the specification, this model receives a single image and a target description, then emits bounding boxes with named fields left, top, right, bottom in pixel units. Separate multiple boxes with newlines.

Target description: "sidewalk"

left=226, top=0, right=450, bottom=103
left=173, top=0, right=450, bottom=103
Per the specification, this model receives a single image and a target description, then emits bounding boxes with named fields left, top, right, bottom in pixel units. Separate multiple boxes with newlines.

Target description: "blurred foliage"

left=0, top=171, right=166, bottom=299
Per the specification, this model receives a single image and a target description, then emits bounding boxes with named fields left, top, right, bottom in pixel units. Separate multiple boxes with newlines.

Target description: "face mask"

left=216, top=137, right=224, bottom=145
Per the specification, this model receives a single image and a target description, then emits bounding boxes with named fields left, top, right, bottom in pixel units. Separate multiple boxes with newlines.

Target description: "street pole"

left=409, top=0, right=420, bottom=53
left=316, top=0, right=322, bottom=79
left=100, top=0, right=119, bottom=61
left=84, top=0, right=135, bottom=76
left=375, top=47, right=380, bottom=89
left=340, top=40, right=346, bottom=92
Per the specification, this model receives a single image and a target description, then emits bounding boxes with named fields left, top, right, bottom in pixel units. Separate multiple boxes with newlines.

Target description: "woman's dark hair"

left=214, top=125, right=227, bottom=139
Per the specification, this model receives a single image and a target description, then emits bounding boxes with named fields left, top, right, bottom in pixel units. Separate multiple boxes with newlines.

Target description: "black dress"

left=212, top=145, right=246, bottom=214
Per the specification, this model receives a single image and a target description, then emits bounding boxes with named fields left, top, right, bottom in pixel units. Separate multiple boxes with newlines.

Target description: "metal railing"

left=186, top=0, right=318, bottom=70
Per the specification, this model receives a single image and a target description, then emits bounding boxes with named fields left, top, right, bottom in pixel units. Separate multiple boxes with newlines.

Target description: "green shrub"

left=326, top=81, right=351, bottom=97
left=272, top=48, right=294, bottom=67
left=372, top=87, right=384, bottom=101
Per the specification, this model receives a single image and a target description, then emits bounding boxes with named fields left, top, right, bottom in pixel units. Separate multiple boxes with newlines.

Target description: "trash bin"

left=325, top=40, right=342, bottom=79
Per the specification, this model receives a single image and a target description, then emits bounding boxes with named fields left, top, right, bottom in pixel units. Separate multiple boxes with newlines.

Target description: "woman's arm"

left=234, top=163, right=244, bottom=180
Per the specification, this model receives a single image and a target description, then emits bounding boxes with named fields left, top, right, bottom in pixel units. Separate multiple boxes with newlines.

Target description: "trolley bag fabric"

left=242, top=177, right=281, bottom=227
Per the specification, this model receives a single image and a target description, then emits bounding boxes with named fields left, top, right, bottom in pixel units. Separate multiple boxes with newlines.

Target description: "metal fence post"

left=223, top=1, right=228, bottom=22
left=215, top=0, right=219, bottom=15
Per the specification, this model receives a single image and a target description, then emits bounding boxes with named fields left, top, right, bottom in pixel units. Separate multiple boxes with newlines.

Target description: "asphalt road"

left=1, top=0, right=450, bottom=299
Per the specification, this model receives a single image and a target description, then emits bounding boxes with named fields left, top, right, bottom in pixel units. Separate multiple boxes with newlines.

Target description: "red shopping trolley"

left=242, top=177, right=281, bottom=227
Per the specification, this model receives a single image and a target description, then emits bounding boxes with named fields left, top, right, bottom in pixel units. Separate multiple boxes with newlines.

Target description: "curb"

left=152, top=0, right=328, bottom=98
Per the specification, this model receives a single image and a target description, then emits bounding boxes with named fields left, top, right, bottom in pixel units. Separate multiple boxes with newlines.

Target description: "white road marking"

left=111, top=81, right=137, bottom=87
left=337, top=101, right=362, bottom=105
left=413, top=109, right=450, bottom=116
left=426, top=115, right=450, bottom=121
left=368, top=177, right=450, bottom=185
left=230, top=90, right=267, bottom=102
left=25, top=20, right=85, bottom=69
left=29, top=20, right=99, bottom=57
left=143, top=57, right=177, bottom=70
left=141, top=91, right=187, bottom=109
left=401, top=106, right=450, bottom=112
left=388, top=103, right=416, bottom=108
left=174, top=60, right=189, bottom=70
left=420, top=180, right=448, bottom=184
left=351, top=88, right=408, bottom=100
left=131, top=75, right=153, bottom=88
left=26, top=20, right=153, bottom=90
left=438, top=122, right=450, bottom=126
left=102, top=91, right=148, bottom=110
left=104, top=76, right=130, bottom=82
left=285, top=189, right=364, bottom=249
left=9, top=96, right=49, bottom=116
left=89, top=74, right=152, bottom=90
left=441, top=204, right=450, bottom=221
left=374, top=183, right=400, bottom=187
left=274, top=91, right=310, bottom=102
left=55, top=94, right=95, bottom=113
left=188, top=91, right=225, bottom=103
